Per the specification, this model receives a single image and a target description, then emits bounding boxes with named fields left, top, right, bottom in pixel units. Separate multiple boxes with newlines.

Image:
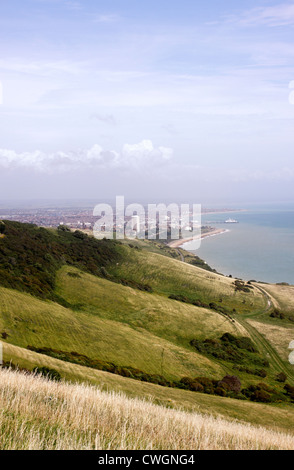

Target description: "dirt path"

left=229, top=283, right=294, bottom=383
left=176, top=249, right=185, bottom=262
left=253, top=284, right=280, bottom=312
left=236, top=317, right=294, bottom=384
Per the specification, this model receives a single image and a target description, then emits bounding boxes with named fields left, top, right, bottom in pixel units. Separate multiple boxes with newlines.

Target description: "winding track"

left=237, top=317, right=294, bottom=384
left=234, top=284, right=294, bottom=384
left=253, top=284, right=279, bottom=312
left=176, top=253, right=293, bottom=382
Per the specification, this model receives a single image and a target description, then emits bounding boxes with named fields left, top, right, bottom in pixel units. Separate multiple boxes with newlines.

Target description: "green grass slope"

left=0, top=220, right=294, bottom=425
left=0, top=280, right=240, bottom=381
left=107, top=247, right=266, bottom=315
left=3, top=342, right=294, bottom=436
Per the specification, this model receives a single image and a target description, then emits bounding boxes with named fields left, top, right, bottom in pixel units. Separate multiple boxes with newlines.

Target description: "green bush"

left=194, top=376, right=217, bottom=394
left=270, top=309, right=285, bottom=320
left=215, top=386, right=227, bottom=397
left=57, top=225, right=71, bottom=232
left=276, top=372, right=287, bottom=383
left=220, top=333, right=258, bottom=353
left=284, top=384, right=294, bottom=399
left=190, top=333, right=265, bottom=368
left=257, top=369, right=267, bottom=378
left=34, top=366, right=61, bottom=381
left=251, top=390, right=272, bottom=403
left=179, top=377, right=204, bottom=392
left=218, top=375, right=241, bottom=393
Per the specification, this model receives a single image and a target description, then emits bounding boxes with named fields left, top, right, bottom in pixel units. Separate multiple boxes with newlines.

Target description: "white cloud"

left=122, top=140, right=173, bottom=170
left=0, top=140, right=173, bottom=173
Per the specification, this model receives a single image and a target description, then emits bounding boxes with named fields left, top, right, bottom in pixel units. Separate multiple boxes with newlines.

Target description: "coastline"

left=168, top=228, right=228, bottom=249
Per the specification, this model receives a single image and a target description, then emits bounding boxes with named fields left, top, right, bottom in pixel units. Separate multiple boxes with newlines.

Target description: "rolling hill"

left=0, top=220, right=294, bottom=444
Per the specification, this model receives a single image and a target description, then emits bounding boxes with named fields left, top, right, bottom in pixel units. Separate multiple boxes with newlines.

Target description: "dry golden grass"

left=261, top=284, right=294, bottom=314
left=5, top=342, right=294, bottom=435
left=248, top=319, right=294, bottom=363
left=0, top=367, right=294, bottom=450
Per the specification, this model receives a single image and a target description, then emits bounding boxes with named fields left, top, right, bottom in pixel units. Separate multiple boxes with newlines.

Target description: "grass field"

left=0, top=278, right=241, bottom=381
left=107, top=248, right=267, bottom=315
left=0, top=223, right=294, bottom=448
left=3, top=342, right=294, bottom=435
left=1, top=265, right=289, bottom=388
left=260, top=283, right=294, bottom=314
left=1, top=367, right=294, bottom=450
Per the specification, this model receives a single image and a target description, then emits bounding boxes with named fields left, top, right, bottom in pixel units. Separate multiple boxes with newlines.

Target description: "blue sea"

left=187, top=204, right=294, bottom=285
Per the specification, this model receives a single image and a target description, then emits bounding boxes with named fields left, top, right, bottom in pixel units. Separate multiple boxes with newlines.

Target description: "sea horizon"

left=184, top=203, right=294, bottom=285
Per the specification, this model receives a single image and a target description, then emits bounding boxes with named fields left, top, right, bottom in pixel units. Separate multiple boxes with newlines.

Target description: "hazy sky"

left=1, top=0, right=294, bottom=204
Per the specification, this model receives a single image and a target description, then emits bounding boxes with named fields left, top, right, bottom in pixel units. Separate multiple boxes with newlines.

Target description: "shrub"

left=191, top=333, right=264, bottom=367
left=168, top=294, right=188, bottom=303
left=218, top=375, right=242, bottom=393
left=251, top=390, right=271, bottom=403
left=67, top=272, right=81, bottom=278
left=270, top=309, right=285, bottom=320
left=34, top=366, right=61, bottom=381
left=234, top=280, right=251, bottom=293
left=57, top=225, right=71, bottom=232
left=257, top=369, right=267, bottom=378
left=194, top=377, right=217, bottom=394
left=284, top=384, right=294, bottom=399
left=220, top=333, right=257, bottom=353
left=73, top=230, right=87, bottom=240
left=179, top=377, right=204, bottom=392
left=215, top=386, right=227, bottom=397
left=276, top=372, right=287, bottom=383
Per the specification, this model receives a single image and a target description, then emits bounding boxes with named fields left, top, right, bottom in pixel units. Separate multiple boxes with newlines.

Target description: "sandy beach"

left=168, top=228, right=228, bottom=249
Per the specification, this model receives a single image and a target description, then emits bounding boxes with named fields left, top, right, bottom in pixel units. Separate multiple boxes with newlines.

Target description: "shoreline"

left=168, top=228, right=229, bottom=249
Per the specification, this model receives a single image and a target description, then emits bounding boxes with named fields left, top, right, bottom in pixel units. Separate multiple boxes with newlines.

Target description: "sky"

left=1, top=0, right=294, bottom=204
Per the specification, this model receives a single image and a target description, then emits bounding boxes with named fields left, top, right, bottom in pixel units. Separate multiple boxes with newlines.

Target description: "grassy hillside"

left=0, top=280, right=243, bottom=381
left=3, top=342, right=294, bottom=435
left=1, top=367, right=294, bottom=450
left=260, top=283, right=294, bottom=317
left=106, top=248, right=266, bottom=315
left=0, top=220, right=294, bottom=436
left=1, top=264, right=293, bottom=396
left=0, top=220, right=121, bottom=298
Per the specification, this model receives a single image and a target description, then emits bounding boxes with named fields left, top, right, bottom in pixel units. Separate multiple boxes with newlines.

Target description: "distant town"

left=0, top=205, right=241, bottom=244
left=0, top=206, right=240, bottom=232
